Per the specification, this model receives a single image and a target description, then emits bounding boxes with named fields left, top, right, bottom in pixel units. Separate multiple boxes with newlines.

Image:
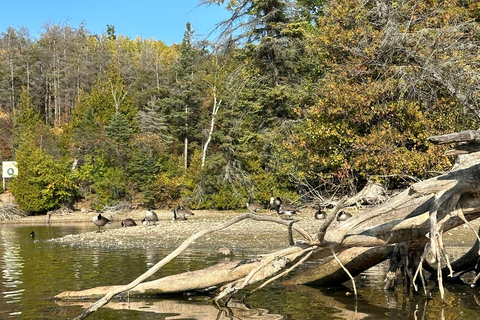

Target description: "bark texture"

left=59, top=132, right=480, bottom=319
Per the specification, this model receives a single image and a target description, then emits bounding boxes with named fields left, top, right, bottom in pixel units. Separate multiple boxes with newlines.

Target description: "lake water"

left=2, top=222, right=480, bottom=319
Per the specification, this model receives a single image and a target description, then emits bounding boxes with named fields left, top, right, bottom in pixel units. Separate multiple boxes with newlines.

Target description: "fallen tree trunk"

left=283, top=246, right=394, bottom=286
left=56, top=245, right=309, bottom=300
left=60, top=146, right=480, bottom=319
left=441, top=226, right=480, bottom=280
left=62, top=214, right=313, bottom=320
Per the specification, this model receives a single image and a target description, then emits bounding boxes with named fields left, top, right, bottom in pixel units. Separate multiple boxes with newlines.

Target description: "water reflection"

left=1, top=222, right=480, bottom=319
left=1, top=228, right=23, bottom=317
left=57, top=298, right=284, bottom=319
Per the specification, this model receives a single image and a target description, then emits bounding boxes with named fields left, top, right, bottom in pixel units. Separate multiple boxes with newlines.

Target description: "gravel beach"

left=3, top=207, right=323, bottom=251
left=2, top=190, right=478, bottom=252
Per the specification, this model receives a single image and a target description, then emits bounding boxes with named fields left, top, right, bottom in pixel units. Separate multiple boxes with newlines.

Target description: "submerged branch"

left=64, top=213, right=314, bottom=319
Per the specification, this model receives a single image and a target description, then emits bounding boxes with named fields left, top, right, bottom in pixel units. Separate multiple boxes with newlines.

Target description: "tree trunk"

left=201, top=85, right=221, bottom=169
left=56, top=246, right=307, bottom=301
left=283, top=246, right=394, bottom=286
left=59, top=144, right=480, bottom=318
left=184, top=105, right=188, bottom=171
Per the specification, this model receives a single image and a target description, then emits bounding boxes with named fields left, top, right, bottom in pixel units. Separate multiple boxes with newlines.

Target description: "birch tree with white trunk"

left=201, top=83, right=221, bottom=169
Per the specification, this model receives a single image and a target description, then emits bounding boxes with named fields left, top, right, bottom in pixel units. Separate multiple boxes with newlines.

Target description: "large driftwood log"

left=428, top=129, right=480, bottom=155
left=60, top=148, right=480, bottom=319
left=428, top=129, right=480, bottom=145
left=62, top=213, right=313, bottom=320
left=283, top=246, right=394, bottom=286
left=56, top=246, right=309, bottom=300
left=343, top=180, right=388, bottom=206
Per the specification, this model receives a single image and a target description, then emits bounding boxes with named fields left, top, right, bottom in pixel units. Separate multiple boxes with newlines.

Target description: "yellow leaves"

left=294, top=107, right=302, bottom=117
left=0, top=109, right=9, bottom=120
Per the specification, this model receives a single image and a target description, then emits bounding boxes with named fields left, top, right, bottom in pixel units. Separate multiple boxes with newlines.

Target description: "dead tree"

left=57, top=130, right=480, bottom=320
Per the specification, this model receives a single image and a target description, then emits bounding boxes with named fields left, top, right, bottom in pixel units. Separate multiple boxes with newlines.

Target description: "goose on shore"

left=246, top=197, right=264, bottom=213
left=314, top=207, right=327, bottom=220
left=121, top=218, right=137, bottom=227
left=172, top=205, right=194, bottom=221
left=92, top=214, right=111, bottom=232
left=177, top=205, right=194, bottom=217
left=337, top=210, right=352, bottom=222
left=269, top=188, right=282, bottom=211
left=275, top=199, right=300, bottom=220
left=144, top=208, right=159, bottom=225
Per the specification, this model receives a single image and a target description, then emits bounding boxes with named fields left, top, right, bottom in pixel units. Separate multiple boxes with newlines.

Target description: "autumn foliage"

left=0, top=0, right=479, bottom=212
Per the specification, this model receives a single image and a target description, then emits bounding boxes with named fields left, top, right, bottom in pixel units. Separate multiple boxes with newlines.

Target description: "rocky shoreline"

left=1, top=197, right=478, bottom=251
left=6, top=207, right=321, bottom=251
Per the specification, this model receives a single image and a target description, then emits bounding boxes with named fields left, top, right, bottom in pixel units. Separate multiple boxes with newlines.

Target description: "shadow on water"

left=2, top=222, right=480, bottom=319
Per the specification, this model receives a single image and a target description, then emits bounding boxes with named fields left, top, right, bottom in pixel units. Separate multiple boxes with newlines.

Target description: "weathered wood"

left=317, top=196, right=347, bottom=243
left=61, top=213, right=315, bottom=320
left=428, top=130, right=480, bottom=145
left=283, top=246, right=394, bottom=286
left=441, top=226, right=480, bottom=279
left=344, top=180, right=388, bottom=206
left=56, top=246, right=308, bottom=301
left=59, top=146, right=480, bottom=318
left=444, top=149, right=470, bottom=156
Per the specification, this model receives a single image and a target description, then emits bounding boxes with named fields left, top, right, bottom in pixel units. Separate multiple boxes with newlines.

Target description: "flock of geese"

left=246, top=187, right=301, bottom=220
left=247, top=187, right=353, bottom=222
left=91, top=205, right=195, bottom=232
left=92, top=188, right=353, bottom=232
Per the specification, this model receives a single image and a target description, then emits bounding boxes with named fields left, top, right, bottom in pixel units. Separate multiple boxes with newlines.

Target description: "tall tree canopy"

left=1, top=0, right=479, bottom=212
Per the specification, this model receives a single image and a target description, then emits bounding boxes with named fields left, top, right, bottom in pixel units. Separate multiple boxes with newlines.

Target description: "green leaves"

left=10, top=142, right=76, bottom=213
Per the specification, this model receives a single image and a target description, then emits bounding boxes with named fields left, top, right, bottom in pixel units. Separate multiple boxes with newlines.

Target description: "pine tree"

left=10, top=89, right=75, bottom=212
left=105, top=112, right=133, bottom=145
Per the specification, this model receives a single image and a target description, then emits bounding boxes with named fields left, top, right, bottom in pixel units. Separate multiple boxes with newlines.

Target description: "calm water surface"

left=1, top=222, right=480, bottom=319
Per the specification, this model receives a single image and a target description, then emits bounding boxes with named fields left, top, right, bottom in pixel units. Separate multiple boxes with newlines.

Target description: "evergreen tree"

left=13, top=88, right=42, bottom=145
left=10, top=142, right=75, bottom=212
left=10, top=89, right=75, bottom=212
left=105, top=112, right=133, bottom=145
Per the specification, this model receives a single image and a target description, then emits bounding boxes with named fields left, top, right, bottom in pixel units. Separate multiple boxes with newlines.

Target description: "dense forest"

left=0, top=0, right=479, bottom=213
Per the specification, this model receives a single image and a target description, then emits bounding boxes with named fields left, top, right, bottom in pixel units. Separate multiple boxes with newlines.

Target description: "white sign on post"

left=2, top=161, right=18, bottom=190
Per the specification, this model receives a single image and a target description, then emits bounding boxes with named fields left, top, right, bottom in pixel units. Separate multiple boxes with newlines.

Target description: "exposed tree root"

left=59, top=150, right=480, bottom=319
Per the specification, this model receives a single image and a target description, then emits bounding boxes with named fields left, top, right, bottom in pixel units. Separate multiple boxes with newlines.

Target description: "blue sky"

left=0, top=0, right=231, bottom=44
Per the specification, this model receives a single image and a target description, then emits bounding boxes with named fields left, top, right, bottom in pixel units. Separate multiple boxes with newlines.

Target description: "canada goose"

left=172, top=205, right=194, bottom=221
left=269, top=188, right=282, bottom=211
left=337, top=210, right=352, bottom=222
left=92, top=213, right=111, bottom=232
left=172, top=208, right=185, bottom=221
left=121, top=218, right=137, bottom=227
left=144, top=208, right=159, bottom=225
left=177, top=205, right=194, bottom=217
left=276, top=199, right=300, bottom=220
left=30, top=231, right=36, bottom=238
left=246, top=196, right=264, bottom=213
left=315, top=207, right=327, bottom=220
